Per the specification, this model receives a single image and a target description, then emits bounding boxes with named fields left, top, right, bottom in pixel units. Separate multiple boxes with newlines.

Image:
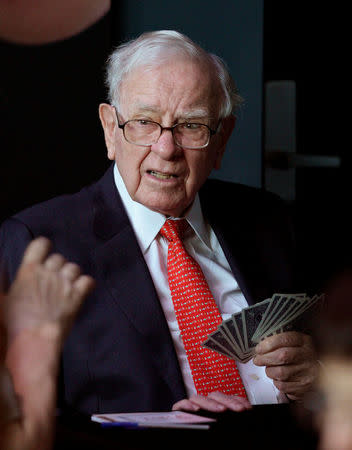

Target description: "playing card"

left=211, top=327, right=241, bottom=357
left=241, top=298, right=272, bottom=349
left=257, top=295, right=298, bottom=340
left=263, top=295, right=307, bottom=335
left=203, top=315, right=256, bottom=362
left=268, top=293, right=324, bottom=336
left=251, top=294, right=284, bottom=342
left=220, top=322, right=254, bottom=362
left=273, top=293, right=306, bottom=322
left=202, top=335, right=238, bottom=360
left=235, top=350, right=254, bottom=363
left=202, top=292, right=325, bottom=363
left=222, top=314, right=246, bottom=354
left=218, top=326, right=244, bottom=357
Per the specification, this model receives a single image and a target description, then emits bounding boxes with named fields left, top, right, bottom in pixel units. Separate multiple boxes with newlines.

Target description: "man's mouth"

left=148, top=170, right=176, bottom=180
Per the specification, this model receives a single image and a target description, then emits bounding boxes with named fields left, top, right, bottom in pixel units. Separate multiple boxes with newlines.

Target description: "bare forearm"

left=3, top=325, right=64, bottom=450
left=0, top=237, right=94, bottom=450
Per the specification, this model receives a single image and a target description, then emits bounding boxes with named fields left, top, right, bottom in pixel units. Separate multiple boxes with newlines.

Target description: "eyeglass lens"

left=124, top=121, right=209, bottom=148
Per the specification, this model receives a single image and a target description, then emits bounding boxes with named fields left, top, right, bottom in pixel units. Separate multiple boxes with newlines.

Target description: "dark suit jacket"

left=0, top=164, right=301, bottom=415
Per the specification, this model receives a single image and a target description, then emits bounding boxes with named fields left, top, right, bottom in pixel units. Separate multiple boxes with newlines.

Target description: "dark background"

left=264, top=2, right=349, bottom=289
left=0, top=4, right=113, bottom=223
left=0, top=1, right=348, bottom=290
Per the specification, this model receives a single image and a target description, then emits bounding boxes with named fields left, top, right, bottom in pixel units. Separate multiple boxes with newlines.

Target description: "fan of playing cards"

left=202, top=292, right=325, bottom=363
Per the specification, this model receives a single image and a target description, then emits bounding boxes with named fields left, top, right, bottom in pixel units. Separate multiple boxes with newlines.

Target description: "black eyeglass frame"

left=112, top=106, right=220, bottom=149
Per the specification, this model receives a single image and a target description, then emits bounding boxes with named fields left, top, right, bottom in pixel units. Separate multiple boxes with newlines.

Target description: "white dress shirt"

left=113, top=164, right=287, bottom=405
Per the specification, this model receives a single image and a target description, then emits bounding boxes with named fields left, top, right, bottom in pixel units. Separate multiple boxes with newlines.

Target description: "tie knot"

left=160, top=219, right=188, bottom=242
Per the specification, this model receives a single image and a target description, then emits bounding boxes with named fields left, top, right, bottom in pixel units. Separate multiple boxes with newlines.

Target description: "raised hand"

left=3, top=236, right=95, bottom=345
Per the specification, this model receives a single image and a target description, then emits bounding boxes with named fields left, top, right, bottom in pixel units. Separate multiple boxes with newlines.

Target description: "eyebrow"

left=134, top=104, right=160, bottom=114
left=132, top=104, right=212, bottom=121
left=181, top=109, right=210, bottom=120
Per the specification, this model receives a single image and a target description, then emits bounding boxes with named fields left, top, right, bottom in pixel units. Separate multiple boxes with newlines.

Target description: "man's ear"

left=214, top=115, right=236, bottom=170
left=99, top=103, right=117, bottom=161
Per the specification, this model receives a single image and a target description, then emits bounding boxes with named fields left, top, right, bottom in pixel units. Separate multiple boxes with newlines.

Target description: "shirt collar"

left=113, top=164, right=212, bottom=253
left=185, top=194, right=212, bottom=249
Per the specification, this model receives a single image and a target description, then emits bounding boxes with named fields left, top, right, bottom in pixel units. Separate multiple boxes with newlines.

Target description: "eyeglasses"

left=113, top=107, right=219, bottom=149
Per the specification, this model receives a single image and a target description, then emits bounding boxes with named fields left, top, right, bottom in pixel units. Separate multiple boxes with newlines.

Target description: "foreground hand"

left=172, top=391, right=251, bottom=413
left=0, top=299, right=6, bottom=364
left=253, top=331, right=319, bottom=401
left=3, top=237, right=95, bottom=344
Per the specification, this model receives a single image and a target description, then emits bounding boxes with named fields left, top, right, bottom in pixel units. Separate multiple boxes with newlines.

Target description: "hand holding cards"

left=202, top=292, right=324, bottom=363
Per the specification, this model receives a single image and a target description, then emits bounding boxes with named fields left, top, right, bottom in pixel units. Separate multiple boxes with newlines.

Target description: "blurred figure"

left=0, top=237, right=95, bottom=450
left=0, top=0, right=110, bottom=44
left=310, top=268, right=352, bottom=450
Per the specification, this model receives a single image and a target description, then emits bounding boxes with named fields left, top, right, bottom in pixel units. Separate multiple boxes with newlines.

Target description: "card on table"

left=91, top=411, right=216, bottom=429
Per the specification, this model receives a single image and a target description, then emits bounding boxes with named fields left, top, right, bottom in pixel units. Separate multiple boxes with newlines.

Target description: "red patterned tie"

left=160, top=219, right=247, bottom=398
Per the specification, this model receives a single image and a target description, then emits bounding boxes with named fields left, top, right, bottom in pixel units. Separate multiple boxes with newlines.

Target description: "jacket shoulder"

left=200, top=178, right=288, bottom=214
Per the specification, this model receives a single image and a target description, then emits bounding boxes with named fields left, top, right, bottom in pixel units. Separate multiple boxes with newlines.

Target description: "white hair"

left=104, top=30, right=243, bottom=118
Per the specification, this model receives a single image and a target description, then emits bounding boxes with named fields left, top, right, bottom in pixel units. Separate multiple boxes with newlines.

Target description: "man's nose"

left=150, top=128, right=180, bottom=159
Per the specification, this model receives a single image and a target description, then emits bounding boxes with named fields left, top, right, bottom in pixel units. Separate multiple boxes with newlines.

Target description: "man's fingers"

left=60, top=262, right=81, bottom=281
left=254, top=346, right=301, bottom=367
left=172, top=399, right=200, bottom=412
left=255, top=331, right=304, bottom=355
left=186, top=395, right=227, bottom=412
left=173, top=393, right=251, bottom=413
left=272, top=379, right=309, bottom=398
left=254, top=333, right=316, bottom=370
left=20, top=236, right=52, bottom=266
left=265, top=364, right=302, bottom=381
left=73, top=275, right=95, bottom=299
left=43, top=253, right=66, bottom=271
left=207, top=391, right=251, bottom=411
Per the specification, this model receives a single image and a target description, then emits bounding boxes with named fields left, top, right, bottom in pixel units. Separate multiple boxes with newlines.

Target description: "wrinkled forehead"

left=119, top=57, right=223, bottom=117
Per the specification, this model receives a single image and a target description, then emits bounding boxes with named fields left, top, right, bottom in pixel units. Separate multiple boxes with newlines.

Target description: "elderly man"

left=0, top=30, right=318, bottom=415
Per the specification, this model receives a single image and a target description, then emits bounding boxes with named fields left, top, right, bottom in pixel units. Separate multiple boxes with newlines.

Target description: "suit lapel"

left=89, top=166, right=186, bottom=398
left=211, top=216, right=259, bottom=306
left=200, top=179, right=277, bottom=306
